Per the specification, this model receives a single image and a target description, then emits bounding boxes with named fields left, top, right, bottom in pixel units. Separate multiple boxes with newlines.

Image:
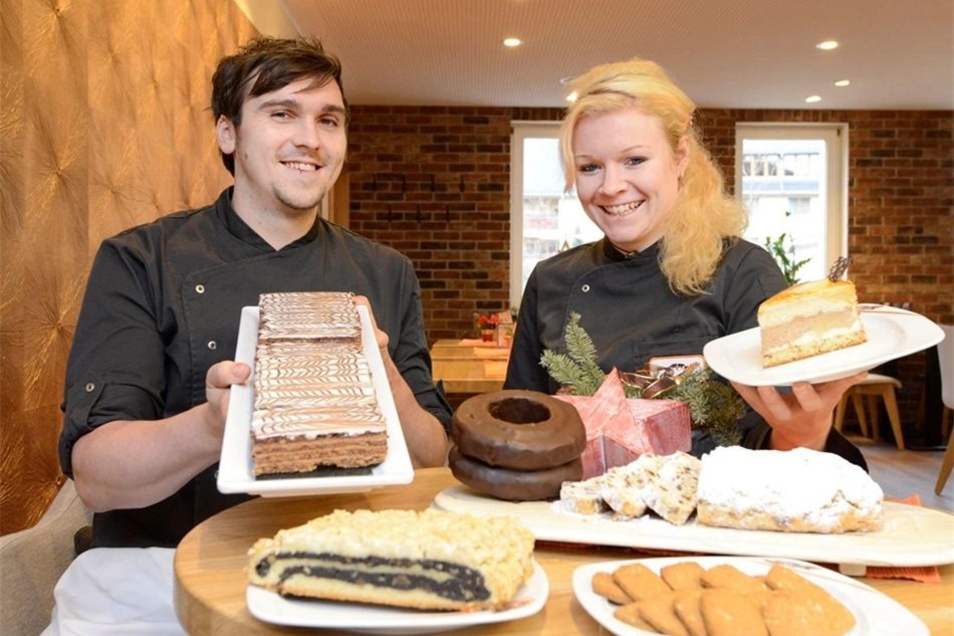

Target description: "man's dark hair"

left=211, top=36, right=350, bottom=174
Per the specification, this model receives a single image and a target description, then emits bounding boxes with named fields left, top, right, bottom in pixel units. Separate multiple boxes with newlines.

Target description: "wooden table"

left=175, top=468, right=954, bottom=635
left=430, top=339, right=510, bottom=394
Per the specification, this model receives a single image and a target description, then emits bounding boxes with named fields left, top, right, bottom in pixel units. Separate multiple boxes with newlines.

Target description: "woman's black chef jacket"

left=60, top=188, right=452, bottom=548
left=505, top=238, right=865, bottom=468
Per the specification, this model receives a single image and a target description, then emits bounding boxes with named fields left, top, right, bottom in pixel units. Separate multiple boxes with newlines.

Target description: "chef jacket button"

left=195, top=284, right=205, bottom=294
left=207, top=340, right=217, bottom=350
left=581, top=284, right=591, bottom=293
left=85, top=382, right=95, bottom=392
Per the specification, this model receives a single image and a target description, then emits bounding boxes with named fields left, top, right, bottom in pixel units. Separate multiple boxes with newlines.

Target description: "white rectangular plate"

left=703, top=308, right=944, bottom=386
left=433, top=486, right=954, bottom=568
left=573, top=556, right=927, bottom=636
left=246, top=560, right=548, bottom=635
left=217, top=305, right=413, bottom=497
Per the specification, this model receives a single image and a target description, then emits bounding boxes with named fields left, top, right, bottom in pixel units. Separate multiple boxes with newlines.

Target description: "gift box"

left=556, top=369, right=691, bottom=479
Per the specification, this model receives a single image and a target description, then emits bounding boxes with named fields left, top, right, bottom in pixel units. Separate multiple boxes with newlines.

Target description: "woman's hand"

left=731, top=371, right=867, bottom=451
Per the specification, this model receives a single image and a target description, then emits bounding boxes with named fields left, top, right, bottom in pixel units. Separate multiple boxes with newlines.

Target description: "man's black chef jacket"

left=60, top=189, right=452, bottom=548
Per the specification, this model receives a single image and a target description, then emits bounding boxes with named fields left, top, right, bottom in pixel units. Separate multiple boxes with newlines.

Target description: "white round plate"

left=703, top=308, right=943, bottom=386
left=246, top=560, right=548, bottom=634
left=572, top=556, right=928, bottom=636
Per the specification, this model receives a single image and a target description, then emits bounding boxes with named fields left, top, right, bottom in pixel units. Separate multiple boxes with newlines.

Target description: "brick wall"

left=347, top=106, right=953, bottom=444
left=347, top=106, right=560, bottom=339
left=703, top=109, right=953, bottom=321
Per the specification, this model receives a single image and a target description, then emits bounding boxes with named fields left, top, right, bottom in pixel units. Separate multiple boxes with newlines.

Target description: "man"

left=47, top=37, right=450, bottom=634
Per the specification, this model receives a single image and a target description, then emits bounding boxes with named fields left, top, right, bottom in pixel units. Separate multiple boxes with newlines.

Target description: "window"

left=509, top=122, right=601, bottom=307
left=735, top=124, right=848, bottom=283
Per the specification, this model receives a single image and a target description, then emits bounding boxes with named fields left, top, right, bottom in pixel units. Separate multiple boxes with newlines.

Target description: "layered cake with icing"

left=758, top=278, right=866, bottom=367
left=695, top=446, right=883, bottom=533
left=251, top=292, right=387, bottom=476
left=247, top=508, right=536, bottom=611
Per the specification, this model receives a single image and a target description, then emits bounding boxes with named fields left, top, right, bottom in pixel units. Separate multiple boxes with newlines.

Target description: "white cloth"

left=42, top=548, right=186, bottom=636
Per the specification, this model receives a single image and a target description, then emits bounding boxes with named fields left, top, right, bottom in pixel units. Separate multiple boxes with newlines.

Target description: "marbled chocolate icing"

left=253, top=406, right=386, bottom=439
left=259, top=292, right=361, bottom=340
left=251, top=291, right=387, bottom=475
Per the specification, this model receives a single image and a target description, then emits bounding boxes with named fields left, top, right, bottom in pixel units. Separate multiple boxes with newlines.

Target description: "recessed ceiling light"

left=834, top=79, right=851, bottom=87
left=805, top=95, right=822, bottom=103
left=566, top=91, right=579, bottom=103
left=816, top=40, right=839, bottom=50
left=503, top=37, right=522, bottom=48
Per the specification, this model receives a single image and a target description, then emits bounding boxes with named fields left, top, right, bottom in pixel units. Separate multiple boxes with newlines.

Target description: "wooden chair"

left=934, top=324, right=953, bottom=495
left=834, top=373, right=905, bottom=450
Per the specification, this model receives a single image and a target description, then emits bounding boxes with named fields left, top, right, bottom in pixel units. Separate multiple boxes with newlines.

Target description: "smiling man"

left=48, top=37, right=450, bottom=635
left=215, top=70, right=349, bottom=247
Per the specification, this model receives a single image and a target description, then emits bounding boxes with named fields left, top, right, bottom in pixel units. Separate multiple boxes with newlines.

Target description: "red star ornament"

left=556, top=369, right=691, bottom=479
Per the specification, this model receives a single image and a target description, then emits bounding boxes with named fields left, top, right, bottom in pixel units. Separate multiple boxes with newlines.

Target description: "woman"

left=504, top=58, right=865, bottom=465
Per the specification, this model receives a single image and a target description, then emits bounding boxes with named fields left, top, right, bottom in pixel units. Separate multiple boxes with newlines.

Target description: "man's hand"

left=203, top=360, right=251, bottom=439
left=351, top=295, right=448, bottom=467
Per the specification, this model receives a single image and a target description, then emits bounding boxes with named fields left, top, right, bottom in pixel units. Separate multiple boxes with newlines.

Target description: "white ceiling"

left=236, top=0, right=954, bottom=110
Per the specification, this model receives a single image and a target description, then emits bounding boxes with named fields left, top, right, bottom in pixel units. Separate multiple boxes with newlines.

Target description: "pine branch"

left=540, top=350, right=604, bottom=395
left=538, top=312, right=605, bottom=395
left=669, top=368, right=745, bottom=445
left=540, top=315, right=747, bottom=444
left=563, top=313, right=600, bottom=367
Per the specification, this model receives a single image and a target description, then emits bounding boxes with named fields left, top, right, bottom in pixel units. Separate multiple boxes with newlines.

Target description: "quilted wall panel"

left=0, top=0, right=258, bottom=535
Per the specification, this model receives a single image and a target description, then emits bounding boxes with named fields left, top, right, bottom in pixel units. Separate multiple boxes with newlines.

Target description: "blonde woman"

left=504, top=58, right=865, bottom=463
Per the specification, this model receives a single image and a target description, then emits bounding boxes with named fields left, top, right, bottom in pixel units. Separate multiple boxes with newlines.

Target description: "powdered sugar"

left=696, top=446, right=883, bottom=532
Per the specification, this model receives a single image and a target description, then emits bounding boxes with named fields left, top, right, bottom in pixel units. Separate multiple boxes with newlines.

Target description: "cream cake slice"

left=247, top=509, right=536, bottom=611
left=758, top=278, right=866, bottom=367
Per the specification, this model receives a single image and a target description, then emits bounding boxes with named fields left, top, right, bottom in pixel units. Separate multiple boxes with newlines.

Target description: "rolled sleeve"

left=60, top=374, right=161, bottom=476
left=59, top=241, right=167, bottom=476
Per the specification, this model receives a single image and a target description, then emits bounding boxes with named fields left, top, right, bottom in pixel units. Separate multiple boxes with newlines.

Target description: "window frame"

left=509, top=121, right=563, bottom=308
left=734, top=123, right=849, bottom=279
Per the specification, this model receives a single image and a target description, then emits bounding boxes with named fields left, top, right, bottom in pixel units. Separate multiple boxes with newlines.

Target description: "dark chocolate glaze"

left=451, top=390, right=585, bottom=470
left=449, top=445, right=583, bottom=501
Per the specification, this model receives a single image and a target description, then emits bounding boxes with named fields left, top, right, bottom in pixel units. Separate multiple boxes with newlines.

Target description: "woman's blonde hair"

left=559, top=58, right=747, bottom=295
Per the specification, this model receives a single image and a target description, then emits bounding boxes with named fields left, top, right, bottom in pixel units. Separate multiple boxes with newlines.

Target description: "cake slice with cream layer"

left=758, top=279, right=866, bottom=367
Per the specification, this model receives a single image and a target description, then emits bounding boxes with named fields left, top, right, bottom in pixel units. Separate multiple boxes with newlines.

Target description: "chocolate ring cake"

left=449, top=390, right=586, bottom=500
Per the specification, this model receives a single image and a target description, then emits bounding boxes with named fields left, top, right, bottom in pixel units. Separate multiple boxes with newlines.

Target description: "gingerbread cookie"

left=700, top=588, right=768, bottom=636
left=660, top=561, right=705, bottom=590
left=613, top=563, right=672, bottom=601
left=592, top=571, right=631, bottom=605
